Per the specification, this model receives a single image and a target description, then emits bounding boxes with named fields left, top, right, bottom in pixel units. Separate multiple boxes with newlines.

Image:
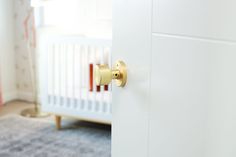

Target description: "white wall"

left=0, top=0, right=17, bottom=103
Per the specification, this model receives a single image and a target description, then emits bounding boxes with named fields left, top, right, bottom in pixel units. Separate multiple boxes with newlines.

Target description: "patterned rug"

left=0, top=115, right=111, bottom=157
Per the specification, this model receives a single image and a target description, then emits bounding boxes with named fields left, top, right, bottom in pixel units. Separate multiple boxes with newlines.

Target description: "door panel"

left=149, top=34, right=236, bottom=157
left=153, top=0, right=236, bottom=41
left=112, top=0, right=152, bottom=157
left=113, top=0, right=236, bottom=156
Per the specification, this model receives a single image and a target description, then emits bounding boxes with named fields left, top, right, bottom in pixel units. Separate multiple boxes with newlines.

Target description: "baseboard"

left=17, top=92, right=35, bottom=102
left=2, top=91, right=18, bottom=104
left=2, top=91, right=41, bottom=104
left=17, top=92, right=42, bottom=103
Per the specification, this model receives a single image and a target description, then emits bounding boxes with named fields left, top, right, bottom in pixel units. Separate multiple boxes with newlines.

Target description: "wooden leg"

left=55, top=115, right=62, bottom=130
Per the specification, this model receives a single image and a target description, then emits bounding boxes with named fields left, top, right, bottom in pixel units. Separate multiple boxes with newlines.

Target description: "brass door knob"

left=95, top=61, right=127, bottom=87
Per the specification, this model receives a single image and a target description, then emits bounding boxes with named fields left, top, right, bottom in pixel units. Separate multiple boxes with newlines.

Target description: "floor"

left=0, top=100, right=80, bottom=127
left=0, top=101, right=111, bottom=157
left=0, top=100, right=111, bottom=129
left=0, top=101, right=35, bottom=116
left=0, top=100, right=58, bottom=125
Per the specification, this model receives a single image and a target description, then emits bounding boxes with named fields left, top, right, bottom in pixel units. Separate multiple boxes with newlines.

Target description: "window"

left=32, top=0, right=112, bottom=39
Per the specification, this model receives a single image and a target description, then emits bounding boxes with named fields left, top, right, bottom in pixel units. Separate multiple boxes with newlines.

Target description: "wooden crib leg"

left=55, top=115, right=62, bottom=130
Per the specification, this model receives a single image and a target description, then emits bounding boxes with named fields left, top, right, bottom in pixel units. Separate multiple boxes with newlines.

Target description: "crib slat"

left=92, top=46, right=97, bottom=112
left=104, top=47, right=109, bottom=91
left=88, top=45, right=93, bottom=111
left=65, top=44, right=68, bottom=107
left=41, top=36, right=112, bottom=123
left=107, top=47, right=112, bottom=114
left=101, top=46, right=106, bottom=113
left=55, top=44, right=60, bottom=106
left=85, top=45, right=90, bottom=111
left=52, top=44, right=56, bottom=105
left=79, top=45, right=84, bottom=110
left=67, top=44, right=74, bottom=108
left=58, top=44, right=62, bottom=106
left=62, top=44, right=67, bottom=107
left=77, top=45, right=80, bottom=109
left=47, top=45, right=52, bottom=105
left=72, top=44, right=76, bottom=108
left=95, top=47, right=101, bottom=112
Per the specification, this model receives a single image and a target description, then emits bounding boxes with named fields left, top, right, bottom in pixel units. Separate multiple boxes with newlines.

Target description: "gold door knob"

left=95, top=61, right=127, bottom=87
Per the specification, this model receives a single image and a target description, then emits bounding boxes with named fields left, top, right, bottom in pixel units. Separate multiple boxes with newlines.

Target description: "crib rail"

left=39, top=35, right=112, bottom=123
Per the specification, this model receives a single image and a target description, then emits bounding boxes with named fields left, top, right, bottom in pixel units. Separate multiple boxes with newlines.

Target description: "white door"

left=112, top=0, right=236, bottom=157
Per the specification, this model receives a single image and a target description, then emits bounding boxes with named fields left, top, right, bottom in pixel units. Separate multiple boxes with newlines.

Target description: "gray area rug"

left=0, top=115, right=111, bottom=157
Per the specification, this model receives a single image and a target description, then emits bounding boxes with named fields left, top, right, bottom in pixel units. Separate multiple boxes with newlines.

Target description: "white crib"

left=39, top=35, right=112, bottom=127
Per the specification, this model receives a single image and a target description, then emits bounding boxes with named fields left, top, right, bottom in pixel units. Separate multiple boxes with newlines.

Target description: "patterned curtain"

left=15, top=0, right=37, bottom=101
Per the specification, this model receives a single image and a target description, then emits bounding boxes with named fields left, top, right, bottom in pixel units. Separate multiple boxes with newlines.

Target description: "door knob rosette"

left=95, top=61, right=127, bottom=87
